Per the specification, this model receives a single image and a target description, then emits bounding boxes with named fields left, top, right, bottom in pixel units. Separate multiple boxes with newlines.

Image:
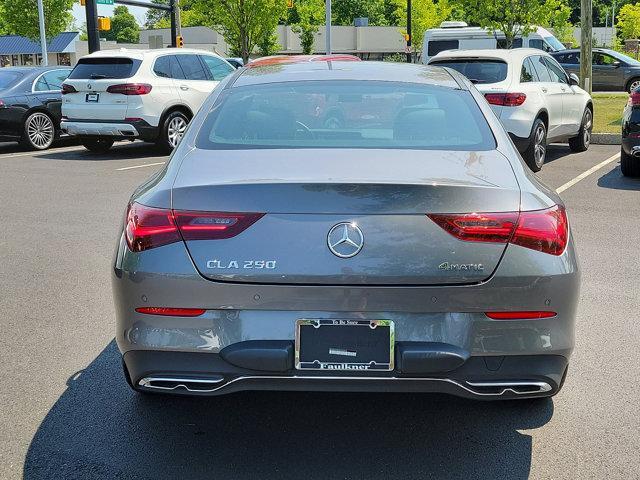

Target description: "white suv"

left=429, top=48, right=593, bottom=171
left=61, top=49, right=235, bottom=152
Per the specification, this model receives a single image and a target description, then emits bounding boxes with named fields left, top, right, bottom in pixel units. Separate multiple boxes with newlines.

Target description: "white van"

left=421, top=22, right=566, bottom=63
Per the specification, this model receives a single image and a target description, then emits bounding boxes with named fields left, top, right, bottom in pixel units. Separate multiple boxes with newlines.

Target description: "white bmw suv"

left=61, top=49, right=235, bottom=153
left=429, top=49, right=593, bottom=171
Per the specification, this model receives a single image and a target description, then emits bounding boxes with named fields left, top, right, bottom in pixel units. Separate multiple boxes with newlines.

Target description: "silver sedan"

left=113, top=59, right=579, bottom=400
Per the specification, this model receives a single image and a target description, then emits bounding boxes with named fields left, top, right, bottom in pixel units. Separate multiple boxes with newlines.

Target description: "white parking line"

left=556, top=152, right=621, bottom=194
left=0, top=145, right=84, bottom=160
left=116, top=162, right=166, bottom=171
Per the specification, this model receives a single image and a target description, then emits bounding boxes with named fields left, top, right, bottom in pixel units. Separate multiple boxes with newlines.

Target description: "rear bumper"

left=621, top=136, right=640, bottom=156
left=124, top=349, right=568, bottom=400
left=61, top=119, right=158, bottom=141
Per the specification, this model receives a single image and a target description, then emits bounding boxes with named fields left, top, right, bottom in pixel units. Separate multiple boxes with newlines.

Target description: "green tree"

left=332, top=0, right=388, bottom=26
left=392, top=0, right=453, bottom=53
left=545, top=0, right=574, bottom=45
left=193, top=0, right=285, bottom=62
left=257, top=30, right=281, bottom=56
left=617, top=3, right=640, bottom=40
left=104, top=6, right=140, bottom=43
left=291, top=0, right=324, bottom=54
left=0, top=0, right=73, bottom=40
left=146, top=0, right=204, bottom=28
left=454, top=0, right=557, bottom=48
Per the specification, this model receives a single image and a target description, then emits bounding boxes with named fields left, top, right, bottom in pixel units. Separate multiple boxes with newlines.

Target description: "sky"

left=72, top=3, right=149, bottom=30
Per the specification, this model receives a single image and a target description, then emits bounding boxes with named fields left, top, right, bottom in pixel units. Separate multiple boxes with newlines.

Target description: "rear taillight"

left=125, top=202, right=264, bottom=252
left=428, top=205, right=568, bottom=256
left=125, top=203, right=181, bottom=252
left=107, top=83, right=152, bottom=95
left=628, top=91, right=640, bottom=106
left=173, top=211, right=265, bottom=241
left=61, top=83, right=77, bottom=95
left=484, top=92, right=527, bottom=106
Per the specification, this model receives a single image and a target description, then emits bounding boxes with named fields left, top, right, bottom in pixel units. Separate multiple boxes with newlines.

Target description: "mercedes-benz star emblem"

left=327, top=222, right=364, bottom=258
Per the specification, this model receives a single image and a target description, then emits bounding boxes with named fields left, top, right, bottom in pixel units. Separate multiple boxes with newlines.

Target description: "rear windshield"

left=196, top=81, right=495, bottom=151
left=0, top=71, right=22, bottom=89
left=430, top=60, right=508, bottom=84
left=67, top=57, right=142, bottom=79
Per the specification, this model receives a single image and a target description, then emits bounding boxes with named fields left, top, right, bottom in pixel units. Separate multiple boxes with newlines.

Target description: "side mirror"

left=569, top=73, right=580, bottom=86
left=612, top=60, right=622, bottom=68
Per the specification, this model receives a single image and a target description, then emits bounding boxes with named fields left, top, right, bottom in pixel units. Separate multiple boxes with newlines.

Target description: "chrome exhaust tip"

left=138, top=376, right=224, bottom=392
left=631, top=146, right=640, bottom=158
left=465, top=380, right=552, bottom=396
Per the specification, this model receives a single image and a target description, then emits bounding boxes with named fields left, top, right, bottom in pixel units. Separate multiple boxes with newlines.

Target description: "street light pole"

left=325, top=0, right=331, bottom=55
left=85, top=0, right=100, bottom=53
left=406, top=0, right=412, bottom=63
left=580, top=0, right=592, bottom=93
left=37, top=0, right=48, bottom=66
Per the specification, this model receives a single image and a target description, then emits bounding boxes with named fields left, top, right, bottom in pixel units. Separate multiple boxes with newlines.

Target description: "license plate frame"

left=86, top=93, right=99, bottom=103
left=295, top=319, right=394, bottom=371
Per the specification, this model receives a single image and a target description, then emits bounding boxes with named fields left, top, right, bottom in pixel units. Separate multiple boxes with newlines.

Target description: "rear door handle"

left=541, top=87, right=548, bottom=93
left=180, top=85, right=189, bottom=91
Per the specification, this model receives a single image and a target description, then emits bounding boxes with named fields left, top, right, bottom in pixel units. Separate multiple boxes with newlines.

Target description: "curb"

left=591, top=133, right=621, bottom=145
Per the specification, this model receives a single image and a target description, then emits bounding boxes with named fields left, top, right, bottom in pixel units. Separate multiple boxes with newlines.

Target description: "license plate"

left=86, top=93, right=99, bottom=102
left=295, top=319, right=394, bottom=371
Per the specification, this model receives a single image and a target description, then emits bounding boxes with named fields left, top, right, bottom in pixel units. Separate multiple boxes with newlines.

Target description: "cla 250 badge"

left=206, top=259, right=277, bottom=269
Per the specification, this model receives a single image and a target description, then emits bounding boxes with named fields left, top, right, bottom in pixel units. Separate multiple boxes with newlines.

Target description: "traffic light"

left=403, top=33, right=410, bottom=42
left=79, top=0, right=85, bottom=5
left=287, top=0, right=294, bottom=8
left=97, top=16, right=111, bottom=31
left=176, top=35, right=184, bottom=48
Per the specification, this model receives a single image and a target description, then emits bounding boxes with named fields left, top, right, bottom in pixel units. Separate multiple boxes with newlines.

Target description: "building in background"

left=0, top=32, right=79, bottom=67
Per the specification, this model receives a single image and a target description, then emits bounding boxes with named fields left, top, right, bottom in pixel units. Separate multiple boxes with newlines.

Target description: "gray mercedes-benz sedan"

left=113, top=59, right=579, bottom=400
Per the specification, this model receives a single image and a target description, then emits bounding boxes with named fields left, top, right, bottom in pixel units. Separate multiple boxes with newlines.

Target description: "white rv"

left=421, top=22, right=566, bottom=63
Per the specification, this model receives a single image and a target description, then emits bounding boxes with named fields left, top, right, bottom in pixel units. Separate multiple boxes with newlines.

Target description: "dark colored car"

left=551, top=48, right=640, bottom=92
left=0, top=66, right=72, bottom=150
left=621, top=88, right=640, bottom=176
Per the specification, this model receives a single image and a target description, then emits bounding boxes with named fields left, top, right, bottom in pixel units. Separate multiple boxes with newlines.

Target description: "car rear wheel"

left=627, top=78, right=640, bottom=93
left=523, top=118, right=547, bottom=172
left=158, top=111, right=189, bottom=152
left=21, top=112, right=55, bottom=150
left=82, top=137, right=114, bottom=153
left=621, top=147, right=640, bottom=177
left=568, top=108, right=592, bottom=152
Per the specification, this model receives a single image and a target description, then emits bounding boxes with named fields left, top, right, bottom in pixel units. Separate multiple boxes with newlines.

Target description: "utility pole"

left=169, top=0, right=177, bottom=47
left=580, top=0, right=592, bottom=94
left=611, top=0, right=616, bottom=46
left=406, top=0, right=412, bottom=63
left=325, top=0, right=331, bottom=54
left=85, top=0, right=100, bottom=53
left=37, top=0, right=48, bottom=65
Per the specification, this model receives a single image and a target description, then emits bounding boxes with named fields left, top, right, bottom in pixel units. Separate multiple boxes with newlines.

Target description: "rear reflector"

left=125, top=202, right=264, bottom=252
left=135, top=307, right=206, bottom=317
left=428, top=205, right=568, bottom=256
left=106, top=83, right=152, bottom=95
left=61, top=83, right=77, bottom=95
left=484, top=92, right=527, bottom=106
left=485, top=311, right=557, bottom=320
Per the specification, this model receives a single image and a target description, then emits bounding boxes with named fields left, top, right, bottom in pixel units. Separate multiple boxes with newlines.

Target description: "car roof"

left=79, top=48, right=223, bottom=60
left=0, top=66, right=70, bottom=73
left=430, top=48, right=548, bottom=62
left=232, top=60, right=461, bottom=89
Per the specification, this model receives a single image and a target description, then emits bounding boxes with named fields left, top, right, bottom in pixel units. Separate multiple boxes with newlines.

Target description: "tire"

left=522, top=118, right=547, bottom=172
left=157, top=110, right=190, bottom=152
left=568, top=107, right=592, bottom=153
left=626, top=77, right=640, bottom=93
left=20, top=111, right=55, bottom=150
left=620, top=147, right=640, bottom=177
left=82, top=137, right=114, bottom=153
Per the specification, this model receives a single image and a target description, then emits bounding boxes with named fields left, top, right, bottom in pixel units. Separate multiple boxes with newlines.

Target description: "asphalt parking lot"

left=1, top=140, right=638, bottom=479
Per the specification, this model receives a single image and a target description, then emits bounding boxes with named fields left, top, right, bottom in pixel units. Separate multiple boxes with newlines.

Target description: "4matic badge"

left=438, top=262, right=485, bottom=271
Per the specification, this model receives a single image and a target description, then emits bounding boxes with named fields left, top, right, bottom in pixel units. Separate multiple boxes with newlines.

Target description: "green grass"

left=592, top=93, right=628, bottom=133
